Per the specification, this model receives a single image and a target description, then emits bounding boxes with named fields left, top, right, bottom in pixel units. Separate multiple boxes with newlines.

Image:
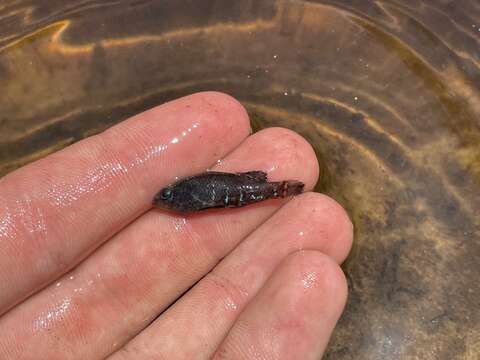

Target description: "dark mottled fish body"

left=153, top=171, right=304, bottom=212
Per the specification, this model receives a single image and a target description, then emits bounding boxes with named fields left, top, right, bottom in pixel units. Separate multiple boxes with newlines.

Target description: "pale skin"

left=0, top=92, right=353, bottom=359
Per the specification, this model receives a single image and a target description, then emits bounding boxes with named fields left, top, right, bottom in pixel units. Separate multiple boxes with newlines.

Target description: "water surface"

left=1, top=1, right=479, bottom=359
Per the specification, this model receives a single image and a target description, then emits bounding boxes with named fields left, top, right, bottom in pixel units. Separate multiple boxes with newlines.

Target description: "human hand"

left=0, top=92, right=352, bottom=359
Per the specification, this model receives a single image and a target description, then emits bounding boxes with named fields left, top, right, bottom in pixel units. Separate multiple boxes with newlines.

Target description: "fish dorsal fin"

left=239, top=171, right=268, bottom=182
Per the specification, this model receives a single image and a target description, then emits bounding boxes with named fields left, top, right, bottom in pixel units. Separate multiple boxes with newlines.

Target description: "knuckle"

left=203, top=270, right=249, bottom=311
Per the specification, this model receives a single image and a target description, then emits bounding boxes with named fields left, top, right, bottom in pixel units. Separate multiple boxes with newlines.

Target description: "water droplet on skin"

left=224, top=298, right=238, bottom=311
left=296, top=230, right=306, bottom=250
left=1, top=198, right=48, bottom=245
left=173, top=218, right=187, bottom=231
left=207, top=158, right=224, bottom=171
left=301, top=272, right=317, bottom=289
left=267, top=164, right=278, bottom=172
left=132, top=144, right=168, bottom=167
left=0, top=211, right=13, bottom=239
left=44, top=162, right=129, bottom=207
left=33, top=297, right=72, bottom=331
left=131, top=122, right=199, bottom=167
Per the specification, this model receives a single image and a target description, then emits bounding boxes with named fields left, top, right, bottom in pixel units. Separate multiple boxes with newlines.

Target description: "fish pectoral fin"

left=239, top=171, right=268, bottom=182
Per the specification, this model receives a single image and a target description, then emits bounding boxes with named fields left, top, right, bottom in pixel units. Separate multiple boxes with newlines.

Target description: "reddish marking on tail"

left=271, top=180, right=304, bottom=198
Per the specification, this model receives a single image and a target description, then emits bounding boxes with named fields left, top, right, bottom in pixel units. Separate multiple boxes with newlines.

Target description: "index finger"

left=0, top=92, right=251, bottom=315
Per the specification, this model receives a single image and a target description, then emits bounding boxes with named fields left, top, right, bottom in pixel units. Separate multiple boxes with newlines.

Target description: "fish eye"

left=160, top=188, right=172, bottom=200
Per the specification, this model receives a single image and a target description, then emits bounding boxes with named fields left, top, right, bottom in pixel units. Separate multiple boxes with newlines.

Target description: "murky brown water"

left=1, top=1, right=479, bottom=358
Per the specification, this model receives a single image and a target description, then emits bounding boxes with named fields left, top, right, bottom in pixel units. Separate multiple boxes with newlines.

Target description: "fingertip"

left=261, top=127, right=319, bottom=186
left=220, top=127, right=319, bottom=191
left=191, top=91, right=252, bottom=136
left=312, top=194, right=353, bottom=264
left=287, top=192, right=353, bottom=264
left=282, top=250, right=348, bottom=312
left=213, top=250, right=348, bottom=360
left=103, top=91, right=252, bottom=157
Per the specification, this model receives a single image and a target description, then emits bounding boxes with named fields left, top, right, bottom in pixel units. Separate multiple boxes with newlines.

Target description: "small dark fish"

left=153, top=171, right=304, bottom=212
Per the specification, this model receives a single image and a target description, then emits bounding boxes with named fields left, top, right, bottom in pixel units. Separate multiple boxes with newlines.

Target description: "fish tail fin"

left=270, top=180, right=305, bottom=198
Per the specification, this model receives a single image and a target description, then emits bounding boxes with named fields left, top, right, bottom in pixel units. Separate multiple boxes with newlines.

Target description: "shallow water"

left=1, top=1, right=479, bottom=358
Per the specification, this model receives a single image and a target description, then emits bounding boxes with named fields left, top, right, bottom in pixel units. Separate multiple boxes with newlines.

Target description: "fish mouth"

left=152, top=194, right=175, bottom=210
left=152, top=192, right=166, bottom=207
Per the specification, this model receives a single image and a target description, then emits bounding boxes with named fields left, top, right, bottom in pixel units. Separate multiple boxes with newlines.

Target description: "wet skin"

left=0, top=92, right=352, bottom=360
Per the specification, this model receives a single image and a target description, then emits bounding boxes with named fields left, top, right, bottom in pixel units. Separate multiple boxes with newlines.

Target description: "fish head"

left=152, top=185, right=176, bottom=210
